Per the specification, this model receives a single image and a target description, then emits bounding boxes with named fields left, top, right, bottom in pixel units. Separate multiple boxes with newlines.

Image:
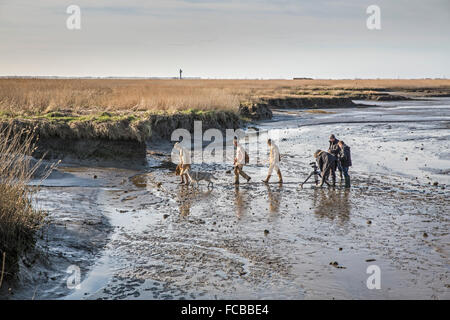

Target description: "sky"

left=0, top=0, right=449, bottom=79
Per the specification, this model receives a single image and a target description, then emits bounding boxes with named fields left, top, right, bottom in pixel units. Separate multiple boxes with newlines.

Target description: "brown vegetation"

left=1, top=78, right=449, bottom=117
left=0, top=125, right=54, bottom=279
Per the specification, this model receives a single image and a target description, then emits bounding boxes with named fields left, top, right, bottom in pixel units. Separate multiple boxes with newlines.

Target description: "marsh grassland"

left=1, top=78, right=449, bottom=118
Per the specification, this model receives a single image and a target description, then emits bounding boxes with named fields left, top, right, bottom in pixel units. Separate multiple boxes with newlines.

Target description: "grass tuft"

left=0, top=125, right=55, bottom=279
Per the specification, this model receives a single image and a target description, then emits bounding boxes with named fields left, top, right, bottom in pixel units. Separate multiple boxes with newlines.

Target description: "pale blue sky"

left=0, top=0, right=449, bottom=78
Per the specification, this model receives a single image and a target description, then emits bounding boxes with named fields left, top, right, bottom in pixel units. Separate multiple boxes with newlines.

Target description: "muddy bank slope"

left=0, top=108, right=264, bottom=166
left=258, top=97, right=358, bottom=109
left=253, top=93, right=414, bottom=111
left=250, top=87, right=450, bottom=111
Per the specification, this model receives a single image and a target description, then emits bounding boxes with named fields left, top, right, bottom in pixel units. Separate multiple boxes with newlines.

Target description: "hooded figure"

left=314, top=149, right=337, bottom=187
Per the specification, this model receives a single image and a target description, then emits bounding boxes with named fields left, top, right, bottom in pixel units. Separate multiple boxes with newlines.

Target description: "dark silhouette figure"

left=179, top=69, right=183, bottom=79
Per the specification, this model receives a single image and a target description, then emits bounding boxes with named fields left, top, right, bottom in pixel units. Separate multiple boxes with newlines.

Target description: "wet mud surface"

left=4, top=98, right=449, bottom=300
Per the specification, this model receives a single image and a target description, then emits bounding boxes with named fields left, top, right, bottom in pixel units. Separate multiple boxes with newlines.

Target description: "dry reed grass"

left=1, top=79, right=449, bottom=117
left=0, top=124, right=55, bottom=279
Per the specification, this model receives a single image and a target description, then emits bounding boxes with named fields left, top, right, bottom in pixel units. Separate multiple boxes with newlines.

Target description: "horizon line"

left=0, top=76, right=448, bottom=81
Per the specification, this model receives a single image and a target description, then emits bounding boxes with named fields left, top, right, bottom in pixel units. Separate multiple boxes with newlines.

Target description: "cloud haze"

left=0, top=0, right=449, bottom=78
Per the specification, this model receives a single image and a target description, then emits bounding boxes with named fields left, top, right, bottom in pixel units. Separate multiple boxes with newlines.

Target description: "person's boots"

left=332, top=176, right=336, bottom=187
left=240, top=170, right=251, bottom=183
left=277, top=170, right=283, bottom=183
left=345, top=176, right=351, bottom=188
left=262, top=175, right=271, bottom=184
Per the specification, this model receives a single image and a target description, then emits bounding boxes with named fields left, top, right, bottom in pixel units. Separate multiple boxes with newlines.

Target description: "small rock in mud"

left=367, top=220, right=372, bottom=225
left=163, top=214, right=169, bottom=219
left=264, top=229, right=270, bottom=235
left=329, top=261, right=346, bottom=269
left=432, top=182, right=438, bottom=186
left=423, top=232, right=428, bottom=238
left=93, top=175, right=98, bottom=179
left=339, top=248, right=343, bottom=251
left=365, top=259, right=376, bottom=262
left=405, top=157, right=408, bottom=161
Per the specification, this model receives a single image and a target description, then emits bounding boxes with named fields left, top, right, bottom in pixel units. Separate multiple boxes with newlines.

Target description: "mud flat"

left=0, top=172, right=114, bottom=299
left=2, top=97, right=448, bottom=300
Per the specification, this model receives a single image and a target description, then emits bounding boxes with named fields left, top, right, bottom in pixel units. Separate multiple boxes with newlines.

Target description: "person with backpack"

left=233, top=137, right=251, bottom=185
left=262, top=139, right=283, bottom=184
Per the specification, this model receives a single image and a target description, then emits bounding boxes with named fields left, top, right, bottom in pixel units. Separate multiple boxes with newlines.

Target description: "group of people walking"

left=174, top=134, right=352, bottom=188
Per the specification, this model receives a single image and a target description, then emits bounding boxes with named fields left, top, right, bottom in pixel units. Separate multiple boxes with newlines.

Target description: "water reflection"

left=234, top=185, right=250, bottom=219
left=313, top=188, right=351, bottom=224
left=265, top=184, right=283, bottom=214
left=177, top=185, right=192, bottom=217
left=130, top=174, right=147, bottom=188
left=176, top=185, right=213, bottom=217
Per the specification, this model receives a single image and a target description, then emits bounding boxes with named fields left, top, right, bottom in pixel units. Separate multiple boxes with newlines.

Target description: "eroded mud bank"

left=0, top=110, right=246, bottom=166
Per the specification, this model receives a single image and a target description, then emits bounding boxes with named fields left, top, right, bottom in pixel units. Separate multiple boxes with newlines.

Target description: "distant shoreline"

left=0, top=76, right=448, bottom=80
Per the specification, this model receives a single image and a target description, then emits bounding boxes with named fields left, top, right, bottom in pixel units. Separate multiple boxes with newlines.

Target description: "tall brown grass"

left=0, top=79, right=244, bottom=116
left=0, top=125, right=53, bottom=279
left=0, top=78, right=449, bottom=117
